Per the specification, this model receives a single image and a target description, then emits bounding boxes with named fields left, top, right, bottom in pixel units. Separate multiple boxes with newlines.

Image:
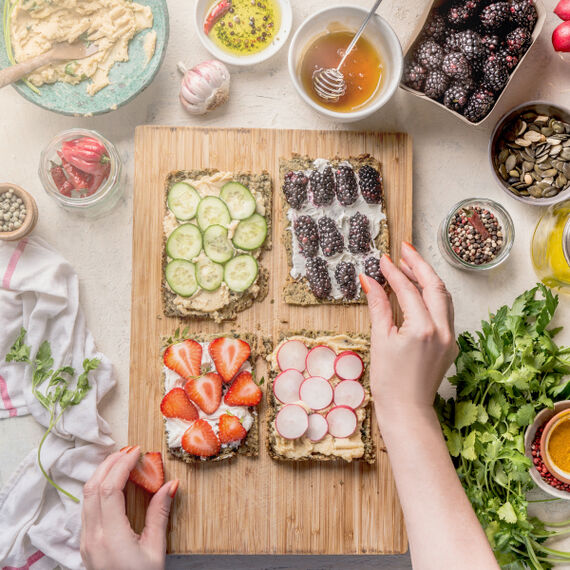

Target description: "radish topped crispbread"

left=162, top=169, right=272, bottom=322
left=266, top=330, right=375, bottom=464
left=161, top=331, right=271, bottom=463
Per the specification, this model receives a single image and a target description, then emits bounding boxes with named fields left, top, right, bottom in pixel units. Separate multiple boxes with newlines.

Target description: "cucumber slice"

left=196, top=258, right=224, bottom=291
left=167, top=183, right=200, bottom=221
left=197, top=196, right=231, bottom=230
left=232, top=213, right=268, bottom=251
left=166, top=224, right=202, bottom=260
left=203, top=225, right=234, bottom=263
left=224, top=254, right=258, bottom=292
left=220, top=182, right=257, bottom=220
left=165, top=259, right=198, bottom=297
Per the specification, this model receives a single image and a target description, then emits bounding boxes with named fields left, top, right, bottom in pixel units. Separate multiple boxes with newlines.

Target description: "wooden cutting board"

left=127, top=126, right=412, bottom=555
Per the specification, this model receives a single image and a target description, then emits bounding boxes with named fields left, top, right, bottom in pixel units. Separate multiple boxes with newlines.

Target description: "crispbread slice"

left=281, top=154, right=389, bottom=305
left=266, top=330, right=375, bottom=464
left=162, top=331, right=272, bottom=464
left=162, top=169, right=273, bottom=322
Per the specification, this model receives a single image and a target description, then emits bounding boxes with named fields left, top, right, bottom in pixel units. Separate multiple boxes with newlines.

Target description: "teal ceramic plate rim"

left=0, top=0, right=169, bottom=116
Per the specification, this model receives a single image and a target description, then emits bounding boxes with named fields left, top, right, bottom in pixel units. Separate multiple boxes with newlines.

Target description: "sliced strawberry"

left=128, top=451, right=164, bottom=494
left=218, top=413, right=247, bottom=444
left=164, top=339, right=202, bottom=381
left=208, top=337, right=251, bottom=383
left=184, top=372, right=222, bottom=414
left=160, top=387, right=199, bottom=421
left=224, top=371, right=262, bottom=407
left=181, top=419, right=220, bottom=457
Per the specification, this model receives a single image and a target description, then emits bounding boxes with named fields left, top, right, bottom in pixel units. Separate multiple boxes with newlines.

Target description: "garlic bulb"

left=178, top=60, right=230, bottom=115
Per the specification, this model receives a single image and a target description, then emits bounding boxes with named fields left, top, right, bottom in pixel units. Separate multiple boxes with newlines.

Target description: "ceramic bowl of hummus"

left=0, top=0, right=169, bottom=116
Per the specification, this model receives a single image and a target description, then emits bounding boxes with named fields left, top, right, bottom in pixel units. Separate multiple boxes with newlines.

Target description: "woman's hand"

left=80, top=446, right=178, bottom=570
left=360, top=242, right=458, bottom=419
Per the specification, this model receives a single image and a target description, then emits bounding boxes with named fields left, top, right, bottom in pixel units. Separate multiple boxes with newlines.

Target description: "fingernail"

left=120, top=446, right=132, bottom=453
left=127, top=445, right=140, bottom=454
left=169, top=479, right=179, bottom=498
left=359, top=273, right=370, bottom=294
left=403, top=241, right=416, bottom=252
left=381, top=254, right=392, bottom=263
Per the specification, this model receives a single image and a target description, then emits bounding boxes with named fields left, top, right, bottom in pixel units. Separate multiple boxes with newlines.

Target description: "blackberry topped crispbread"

left=162, top=169, right=272, bottom=322
left=281, top=154, right=389, bottom=306
left=161, top=331, right=271, bottom=463
left=266, top=330, right=375, bottom=464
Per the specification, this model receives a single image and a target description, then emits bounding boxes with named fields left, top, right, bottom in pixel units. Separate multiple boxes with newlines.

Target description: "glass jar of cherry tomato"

left=38, top=128, right=123, bottom=218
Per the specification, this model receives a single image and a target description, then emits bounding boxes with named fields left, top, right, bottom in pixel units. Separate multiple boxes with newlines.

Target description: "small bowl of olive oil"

left=288, top=6, right=403, bottom=122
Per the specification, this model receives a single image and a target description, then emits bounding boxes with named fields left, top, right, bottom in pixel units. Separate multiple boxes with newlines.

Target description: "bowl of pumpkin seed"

left=490, top=102, right=570, bottom=206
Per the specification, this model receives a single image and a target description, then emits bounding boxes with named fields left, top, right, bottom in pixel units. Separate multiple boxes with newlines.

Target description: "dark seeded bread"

left=162, top=332, right=272, bottom=464
left=281, top=154, right=389, bottom=306
left=266, top=330, right=375, bottom=464
left=162, top=169, right=272, bottom=322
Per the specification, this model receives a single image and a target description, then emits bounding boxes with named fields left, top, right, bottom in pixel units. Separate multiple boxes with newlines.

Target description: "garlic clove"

left=179, top=60, right=230, bottom=115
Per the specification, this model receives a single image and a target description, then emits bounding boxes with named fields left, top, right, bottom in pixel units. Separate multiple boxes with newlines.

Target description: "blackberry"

left=305, top=257, right=331, bottom=299
left=456, top=30, right=485, bottom=61
left=348, top=212, right=371, bottom=254
left=335, top=261, right=357, bottom=300
left=505, top=27, right=531, bottom=55
left=480, top=2, right=511, bottom=30
left=403, top=60, right=427, bottom=91
left=415, top=40, right=444, bottom=70
left=317, top=217, right=344, bottom=257
left=309, top=167, right=335, bottom=206
left=424, top=70, right=449, bottom=101
left=364, top=256, right=386, bottom=286
left=423, top=12, right=448, bottom=42
left=480, top=33, right=500, bottom=55
left=283, top=171, right=308, bottom=209
left=464, top=88, right=495, bottom=122
left=482, top=58, right=509, bottom=91
left=509, top=0, right=537, bottom=29
left=358, top=165, right=383, bottom=204
left=497, top=48, right=519, bottom=70
left=455, top=75, right=476, bottom=94
left=335, top=165, right=358, bottom=206
left=442, top=52, right=471, bottom=79
left=443, top=83, right=470, bottom=112
left=444, top=32, right=461, bottom=52
left=447, top=1, right=478, bottom=28
left=293, top=215, right=319, bottom=258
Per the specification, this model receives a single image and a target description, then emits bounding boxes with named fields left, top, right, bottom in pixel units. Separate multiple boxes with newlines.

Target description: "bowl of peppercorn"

left=437, top=197, right=514, bottom=270
left=400, top=0, right=545, bottom=125
left=0, top=184, right=38, bottom=242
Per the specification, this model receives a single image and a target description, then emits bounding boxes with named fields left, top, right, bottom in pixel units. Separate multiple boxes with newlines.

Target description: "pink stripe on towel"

left=2, top=238, right=28, bottom=290
left=0, top=374, right=17, bottom=417
left=2, top=550, right=45, bottom=570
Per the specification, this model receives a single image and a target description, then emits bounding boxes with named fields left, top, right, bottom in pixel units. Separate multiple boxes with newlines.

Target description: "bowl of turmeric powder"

left=542, top=409, right=570, bottom=485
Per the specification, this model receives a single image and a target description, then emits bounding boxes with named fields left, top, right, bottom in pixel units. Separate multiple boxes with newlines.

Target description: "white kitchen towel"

left=0, top=236, right=116, bottom=570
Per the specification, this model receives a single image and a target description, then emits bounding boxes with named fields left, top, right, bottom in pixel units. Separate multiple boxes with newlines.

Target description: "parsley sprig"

left=436, top=285, right=570, bottom=569
left=6, top=328, right=100, bottom=503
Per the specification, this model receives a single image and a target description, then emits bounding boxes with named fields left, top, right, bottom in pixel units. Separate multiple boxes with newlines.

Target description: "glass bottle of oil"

left=531, top=200, right=570, bottom=291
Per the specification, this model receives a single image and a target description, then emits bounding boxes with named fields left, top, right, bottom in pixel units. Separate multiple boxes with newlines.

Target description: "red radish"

left=306, top=413, right=328, bottom=442
left=305, top=345, right=336, bottom=379
left=299, top=376, right=333, bottom=410
left=326, top=406, right=357, bottom=438
left=273, top=369, right=305, bottom=404
left=275, top=404, right=309, bottom=439
left=334, top=381, right=366, bottom=410
left=277, top=340, right=308, bottom=372
left=334, top=351, right=364, bottom=381
left=555, top=0, right=570, bottom=21
left=553, top=21, right=570, bottom=51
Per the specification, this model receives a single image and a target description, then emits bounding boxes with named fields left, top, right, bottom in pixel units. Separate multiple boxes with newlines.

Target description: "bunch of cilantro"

left=436, top=285, right=570, bottom=569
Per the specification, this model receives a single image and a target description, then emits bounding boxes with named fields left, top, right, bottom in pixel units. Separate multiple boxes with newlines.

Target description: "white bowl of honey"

left=288, top=6, right=403, bottom=122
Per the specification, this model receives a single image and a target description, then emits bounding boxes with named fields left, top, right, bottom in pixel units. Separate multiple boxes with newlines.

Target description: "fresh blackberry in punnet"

left=283, top=171, right=308, bottom=209
left=305, top=257, right=331, bottom=299
left=496, top=48, right=519, bottom=70
left=364, top=256, right=386, bottom=286
left=444, top=31, right=461, bottom=52
left=479, top=2, right=511, bottom=31
left=509, top=0, right=537, bottom=30
left=464, top=88, right=495, bottom=122
left=447, top=1, right=478, bottom=28
left=415, top=39, right=444, bottom=70
left=442, top=52, right=472, bottom=79
left=424, top=70, right=449, bottom=101
left=423, top=11, right=448, bottom=42
left=482, top=57, right=509, bottom=91
left=443, top=83, right=470, bottom=112
left=335, top=165, right=358, bottom=206
left=455, top=75, right=476, bottom=94
left=358, top=165, right=383, bottom=204
left=403, top=61, right=427, bottom=91
left=317, top=217, right=344, bottom=257
left=309, top=167, right=335, bottom=206
left=335, top=261, right=357, bottom=300
left=456, top=29, right=485, bottom=61
left=505, top=27, right=531, bottom=55
left=480, top=33, right=500, bottom=56
left=348, top=212, right=372, bottom=254
left=293, top=215, right=319, bottom=258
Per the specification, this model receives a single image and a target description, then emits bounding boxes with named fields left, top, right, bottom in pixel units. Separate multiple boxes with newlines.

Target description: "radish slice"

left=305, top=345, right=336, bottom=379
left=299, top=376, right=333, bottom=410
left=306, top=413, right=328, bottom=442
left=334, top=380, right=365, bottom=409
left=334, top=351, right=364, bottom=381
left=273, top=369, right=305, bottom=404
left=326, top=406, right=357, bottom=438
left=275, top=404, right=309, bottom=440
left=277, top=340, right=308, bottom=372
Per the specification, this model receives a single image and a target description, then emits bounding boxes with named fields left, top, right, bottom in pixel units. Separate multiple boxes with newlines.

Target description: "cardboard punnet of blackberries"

left=401, top=0, right=546, bottom=125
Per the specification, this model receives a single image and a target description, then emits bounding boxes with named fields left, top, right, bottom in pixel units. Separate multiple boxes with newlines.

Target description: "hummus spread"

left=10, top=0, right=154, bottom=95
